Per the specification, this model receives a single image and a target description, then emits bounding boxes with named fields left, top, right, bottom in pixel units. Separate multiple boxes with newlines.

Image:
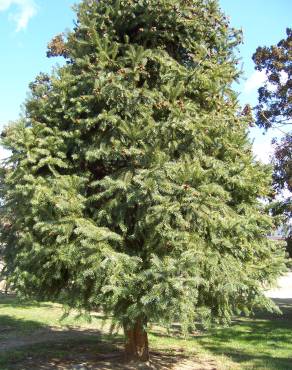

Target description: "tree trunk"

left=124, top=318, right=149, bottom=362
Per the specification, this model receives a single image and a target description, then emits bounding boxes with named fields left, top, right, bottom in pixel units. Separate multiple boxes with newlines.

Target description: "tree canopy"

left=0, top=0, right=287, bottom=361
left=271, top=133, right=292, bottom=256
left=252, top=28, right=291, bottom=130
left=253, top=28, right=291, bottom=257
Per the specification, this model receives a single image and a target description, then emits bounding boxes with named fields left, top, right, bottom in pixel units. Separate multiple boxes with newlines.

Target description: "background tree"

left=0, top=0, right=287, bottom=362
left=271, top=133, right=292, bottom=256
left=253, top=29, right=291, bottom=256
left=252, top=28, right=291, bottom=130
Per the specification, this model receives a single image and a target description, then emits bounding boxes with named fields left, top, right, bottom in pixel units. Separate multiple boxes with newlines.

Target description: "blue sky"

left=0, top=0, right=291, bottom=162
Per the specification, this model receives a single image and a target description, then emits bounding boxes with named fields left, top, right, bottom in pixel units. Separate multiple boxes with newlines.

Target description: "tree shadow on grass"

left=150, top=299, right=292, bottom=370
left=0, top=314, right=189, bottom=369
left=194, top=299, right=292, bottom=370
left=201, top=345, right=292, bottom=370
left=0, top=314, right=124, bottom=369
left=256, top=298, right=292, bottom=320
left=3, top=295, right=292, bottom=369
left=0, top=314, right=46, bottom=339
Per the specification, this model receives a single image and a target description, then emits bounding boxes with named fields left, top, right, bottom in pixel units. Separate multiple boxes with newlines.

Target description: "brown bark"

left=124, top=318, right=149, bottom=362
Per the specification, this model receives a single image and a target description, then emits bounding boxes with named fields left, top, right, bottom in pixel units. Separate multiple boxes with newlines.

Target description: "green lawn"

left=0, top=294, right=291, bottom=369
left=150, top=299, right=292, bottom=370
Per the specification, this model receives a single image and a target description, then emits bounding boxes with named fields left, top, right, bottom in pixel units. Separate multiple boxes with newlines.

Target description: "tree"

left=252, top=28, right=291, bottom=130
left=0, top=0, right=287, bottom=362
left=253, top=29, right=292, bottom=256
left=271, top=133, right=292, bottom=256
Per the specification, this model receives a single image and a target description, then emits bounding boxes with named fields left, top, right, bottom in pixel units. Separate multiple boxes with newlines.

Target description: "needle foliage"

left=0, top=0, right=287, bottom=336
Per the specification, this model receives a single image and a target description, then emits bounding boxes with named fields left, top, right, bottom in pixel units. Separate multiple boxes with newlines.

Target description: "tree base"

left=124, top=319, right=149, bottom=362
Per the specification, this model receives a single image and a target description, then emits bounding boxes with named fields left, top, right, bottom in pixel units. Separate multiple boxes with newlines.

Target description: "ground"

left=1, top=294, right=292, bottom=370
left=0, top=273, right=291, bottom=369
left=0, top=294, right=221, bottom=370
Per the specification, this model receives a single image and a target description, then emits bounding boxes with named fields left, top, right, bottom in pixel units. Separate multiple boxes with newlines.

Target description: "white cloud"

left=252, top=141, right=273, bottom=164
left=279, top=71, right=288, bottom=85
left=244, top=70, right=288, bottom=94
left=0, top=0, right=37, bottom=31
left=0, top=146, right=11, bottom=161
left=244, top=70, right=267, bottom=94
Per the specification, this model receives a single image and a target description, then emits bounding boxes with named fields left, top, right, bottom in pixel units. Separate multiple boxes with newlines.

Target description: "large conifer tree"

left=0, top=0, right=286, bottom=361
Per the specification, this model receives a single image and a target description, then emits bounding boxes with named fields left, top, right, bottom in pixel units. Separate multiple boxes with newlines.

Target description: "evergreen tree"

left=0, top=0, right=287, bottom=361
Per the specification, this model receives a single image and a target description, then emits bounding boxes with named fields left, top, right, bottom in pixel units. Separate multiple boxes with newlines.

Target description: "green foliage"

left=0, top=0, right=287, bottom=332
left=252, top=29, right=291, bottom=256
left=252, top=28, right=291, bottom=130
left=271, top=134, right=292, bottom=257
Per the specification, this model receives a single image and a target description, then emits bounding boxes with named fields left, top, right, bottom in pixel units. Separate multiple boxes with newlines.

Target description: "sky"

left=0, top=0, right=291, bottom=162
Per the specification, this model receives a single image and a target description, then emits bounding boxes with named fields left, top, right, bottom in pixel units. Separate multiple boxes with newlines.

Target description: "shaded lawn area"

left=0, top=294, right=292, bottom=369
left=195, top=299, right=292, bottom=370
left=184, top=299, right=292, bottom=370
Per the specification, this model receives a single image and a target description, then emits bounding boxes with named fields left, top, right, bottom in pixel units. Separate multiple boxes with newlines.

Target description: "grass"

left=150, top=300, right=292, bottom=369
left=0, top=294, right=292, bottom=369
left=0, top=294, right=106, bottom=330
